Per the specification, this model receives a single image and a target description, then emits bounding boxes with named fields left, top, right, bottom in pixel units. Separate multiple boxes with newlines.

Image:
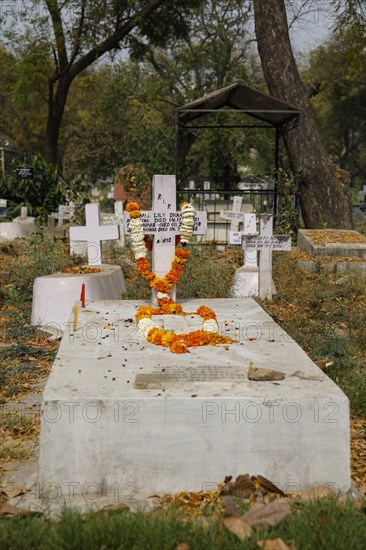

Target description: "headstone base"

left=39, top=298, right=350, bottom=498
left=232, top=266, right=258, bottom=297
left=0, top=221, right=36, bottom=241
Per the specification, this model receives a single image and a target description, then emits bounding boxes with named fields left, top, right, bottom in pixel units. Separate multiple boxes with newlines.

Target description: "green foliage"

left=305, top=26, right=366, bottom=188
left=0, top=154, right=64, bottom=221
left=1, top=500, right=366, bottom=550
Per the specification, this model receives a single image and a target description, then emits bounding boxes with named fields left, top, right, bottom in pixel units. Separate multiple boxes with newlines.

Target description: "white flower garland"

left=180, top=203, right=196, bottom=244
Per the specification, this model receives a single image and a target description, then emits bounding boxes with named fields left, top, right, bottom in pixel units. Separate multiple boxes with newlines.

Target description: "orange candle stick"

left=73, top=304, right=78, bottom=332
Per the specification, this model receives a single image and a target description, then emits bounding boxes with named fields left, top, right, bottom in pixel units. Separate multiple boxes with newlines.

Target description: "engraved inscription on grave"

left=134, top=364, right=246, bottom=388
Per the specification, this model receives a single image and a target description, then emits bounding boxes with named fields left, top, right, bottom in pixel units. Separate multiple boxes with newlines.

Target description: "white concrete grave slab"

left=229, top=214, right=291, bottom=300
left=123, top=175, right=207, bottom=303
left=39, top=297, right=351, bottom=500
left=70, top=203, right=119, bottom=265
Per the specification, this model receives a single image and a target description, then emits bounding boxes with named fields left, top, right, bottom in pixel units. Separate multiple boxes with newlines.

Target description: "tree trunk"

left=44, top=77, right=71, bottom=166
left=253, top=0, right=353, bottom=229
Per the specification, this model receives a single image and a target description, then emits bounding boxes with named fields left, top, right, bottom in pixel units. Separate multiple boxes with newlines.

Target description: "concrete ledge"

left=298, top=229, right=366, bottom=259
left=298, top=260, right=366, bottom=277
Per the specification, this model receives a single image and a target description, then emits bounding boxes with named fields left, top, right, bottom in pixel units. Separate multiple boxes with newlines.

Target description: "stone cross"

left=359, top=185, right=366, bottom=199
left=188, top=180, right=195, bottom=190
left=53, top=205, right=73, bottom=227
left=124, top=175, right=207, bottom=303
left=69, top=203, right=119, bottom=265
left=220, top=196, right=245, bottom=232
left=103, top=201, right=125, bottom=247
left=243, top=214, right=291, bottom=300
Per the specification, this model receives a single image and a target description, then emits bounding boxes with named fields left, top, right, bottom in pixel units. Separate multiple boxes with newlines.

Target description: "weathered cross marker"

left=229, top=214, right=291, bottom=300
left=53, top=205, right=73, bottom=227
left=244, top=215, right=291, bottom=300
left=220, top=196, right=244, bottom=232
left=124, top=175, right=207, bottom=303
left=103, top=201, right=125, bottom=247
left=69, top=203, right=119, bottom=265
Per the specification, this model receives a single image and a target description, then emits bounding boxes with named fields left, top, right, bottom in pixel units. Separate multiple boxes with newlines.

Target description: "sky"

left=288, top=0, right=336, bottom=52
left=0, top=1, right=336, bottom=56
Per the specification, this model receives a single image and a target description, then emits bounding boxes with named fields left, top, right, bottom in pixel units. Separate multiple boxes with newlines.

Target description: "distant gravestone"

left=124, top=175, right=207, bottom=303
left=230, top=214, right=291, bottom=300
left=359, top=185, right=366, bottom=212
left=20, top=206, right=28, bottom=220
left=203, top=180, right=211, bottom=200
left=0, top=199, right=7, bottom=217
left=69, top=203, right=119, bottom=265
left=220, top=196, right=244, bottom=232
left=102, top=201, right=125, bottom=247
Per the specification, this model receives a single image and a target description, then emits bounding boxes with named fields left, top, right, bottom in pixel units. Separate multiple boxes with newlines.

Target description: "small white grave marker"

left=220, top=196, right=245, bottom=232
left=20, top=206, right=28, bottom=220
left=358, top=185, right=366, bottom=199
left=203, top=180, right=210, bottom=200
left=103, top=201, right=125, bottom=247
left=124, top=175, right=207, bottom=303
left=53, top=205, right=73, bottom=227
left=229, top=214, right=291, bottom=299
left=69, top=203, right=119, bottom=265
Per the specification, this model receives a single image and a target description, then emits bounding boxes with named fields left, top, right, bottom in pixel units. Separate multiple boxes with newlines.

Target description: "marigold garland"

left=126, top=200, right=236, bottom=353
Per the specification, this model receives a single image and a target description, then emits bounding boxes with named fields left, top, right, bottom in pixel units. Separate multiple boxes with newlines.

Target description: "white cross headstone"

left=69, top=203, right=119, bottom=265
left=358, top=185, right=366, bottom=199
left=124, top=175, right=207, bottom=304
left=243, top=214, right=291, bottom=300
left=53, top=205, right=72, bottom=227
left=189, top=180, right=195, bottom=190
left=102, top=201, right=125, bottom=247
left=220, top=196, right=244, bottom=232
left=229, top=213, right=258, bottom=297
left=229, top=214, right=290, bottom=300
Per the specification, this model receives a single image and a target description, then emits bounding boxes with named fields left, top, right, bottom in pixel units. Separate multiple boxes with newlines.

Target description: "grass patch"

left=1, top=500, right=366, bottom=550
left=266, top=251, right=366, bottom=417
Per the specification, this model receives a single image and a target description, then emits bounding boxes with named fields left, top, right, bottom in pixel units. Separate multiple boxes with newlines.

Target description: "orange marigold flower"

left=170, top=340, right=188, bottom=354
left=161, top=332, right=175, bottom=347
left=175, top=248, right=190, bottom=259
left=196, top=306, right=217, bottom=320
left=126, top=202, right=140, bottom=212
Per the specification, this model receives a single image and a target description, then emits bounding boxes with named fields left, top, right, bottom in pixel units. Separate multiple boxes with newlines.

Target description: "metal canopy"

left=177, top=82, right=301, bottom=128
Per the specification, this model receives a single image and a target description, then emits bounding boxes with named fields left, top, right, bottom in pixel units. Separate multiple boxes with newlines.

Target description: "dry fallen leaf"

left=242, top=501, right=292, bottom=530
left=298, top=485, right=332, bottom=503
left=220, top=495, right=242, bottom=518
left=98, top=502, right=130, bottom=513
left=257, top=538, right=293, bottom=550
left=255, top=476, right=285, bottom=496
left=224, top=516, right=253, bottom=541
left=1, top=481, right=27, bottom=499
left=314, top=359, right=334, bottom=370
left=176, top=543, right=190, bottom=550
left=0, top=503, right=39, bottom=517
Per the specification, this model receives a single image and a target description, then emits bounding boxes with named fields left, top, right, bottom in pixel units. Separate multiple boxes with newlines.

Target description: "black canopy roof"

left=177, top=83, right=301, bottom=128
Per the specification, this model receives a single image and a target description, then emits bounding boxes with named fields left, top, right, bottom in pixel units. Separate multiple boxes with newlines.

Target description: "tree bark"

left=253, top=0, right=353, bottom=229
